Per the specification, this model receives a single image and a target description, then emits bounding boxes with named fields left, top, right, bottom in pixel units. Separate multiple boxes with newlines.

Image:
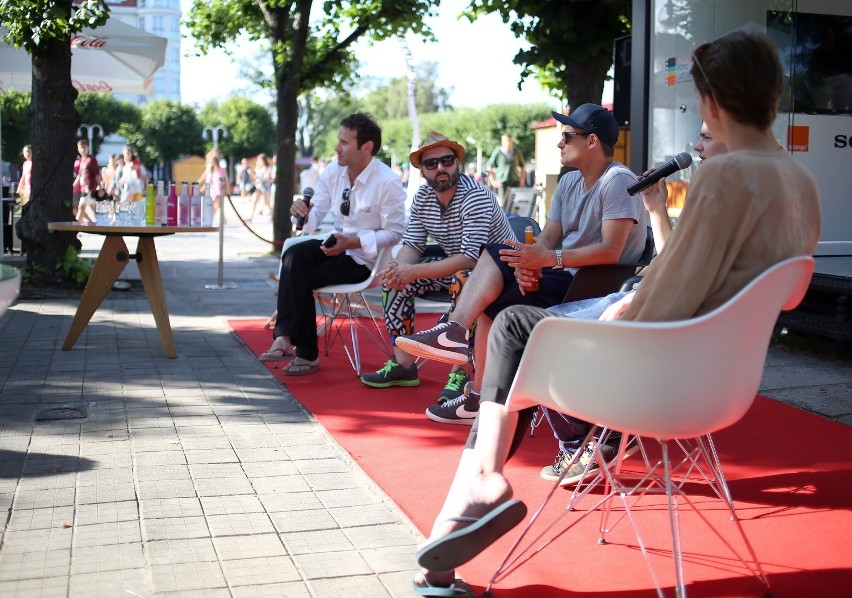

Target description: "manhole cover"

left=35, top=406, right=87, bottom=421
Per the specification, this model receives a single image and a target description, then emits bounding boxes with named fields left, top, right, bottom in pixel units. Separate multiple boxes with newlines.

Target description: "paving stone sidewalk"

left=0, top=212, right=850, bottom=597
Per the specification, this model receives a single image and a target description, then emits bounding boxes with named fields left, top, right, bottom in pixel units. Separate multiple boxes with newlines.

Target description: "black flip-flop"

left=416, top=499, right=527, bottom=571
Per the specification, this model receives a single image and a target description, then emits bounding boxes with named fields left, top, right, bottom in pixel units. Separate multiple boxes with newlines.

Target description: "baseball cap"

left=551, top=104, right=619, bottom=146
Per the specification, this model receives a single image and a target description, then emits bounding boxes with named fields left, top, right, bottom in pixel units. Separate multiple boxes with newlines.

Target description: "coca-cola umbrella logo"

left=70, top=35, right=109, bottom=49
left=0, top=19, right=165, bottom=95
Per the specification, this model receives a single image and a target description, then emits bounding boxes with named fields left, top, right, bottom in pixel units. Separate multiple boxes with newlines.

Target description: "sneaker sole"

left=396, top=337, right=469, bottom=365
left=360, top=378, right=421, bottom=388
left=425, top=408, right=476, bottom=425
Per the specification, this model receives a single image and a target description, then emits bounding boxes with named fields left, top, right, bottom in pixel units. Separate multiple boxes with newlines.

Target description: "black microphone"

left=627, top=152, right=693, bottom=196
left=295, top=187, right=315, bottom=231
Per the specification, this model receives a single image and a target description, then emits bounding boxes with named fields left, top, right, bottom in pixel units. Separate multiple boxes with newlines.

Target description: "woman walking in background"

left=247, top=153, right=273, bottom=222
left=197, top=151, right=231, bottom=225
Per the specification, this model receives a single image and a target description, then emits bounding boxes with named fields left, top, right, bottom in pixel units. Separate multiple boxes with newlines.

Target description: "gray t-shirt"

left=548, top=161, right=647, bottom=274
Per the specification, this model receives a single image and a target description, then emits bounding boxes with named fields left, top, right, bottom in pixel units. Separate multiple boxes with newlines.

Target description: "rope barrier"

left=224, top=193, right=284, bottom=249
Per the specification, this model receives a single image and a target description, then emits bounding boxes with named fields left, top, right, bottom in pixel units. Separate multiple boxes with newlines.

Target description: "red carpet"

left=231, top=317, right=852, bottom=597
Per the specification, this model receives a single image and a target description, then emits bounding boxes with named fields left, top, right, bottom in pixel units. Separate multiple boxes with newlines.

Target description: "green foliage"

left=0, top=0, right=108, bottom=51
left=75, top=93, right=141, bottom=155
left=198, top=97, right=275, bottom=159
left=375, top=103, right=549, bottom=167
left=0, top=91, right=32, bottom=164
left=464, top=0, right=631, bottom=107
left=121, top=100, right=204, bottom=167
left=361, top=63, right=446, bottom=121
left=55, top=245, right=91, bottom=288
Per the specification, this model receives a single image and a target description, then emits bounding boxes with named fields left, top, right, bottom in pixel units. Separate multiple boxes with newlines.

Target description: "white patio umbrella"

left=0, top=18, right=167, bottom=95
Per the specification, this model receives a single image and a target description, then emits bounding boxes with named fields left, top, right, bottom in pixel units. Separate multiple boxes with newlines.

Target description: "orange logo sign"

left=788, top=126, right=809, bottom=152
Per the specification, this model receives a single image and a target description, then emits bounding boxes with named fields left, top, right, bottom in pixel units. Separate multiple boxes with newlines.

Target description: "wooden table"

left=49, top=222, right=217, bottom=358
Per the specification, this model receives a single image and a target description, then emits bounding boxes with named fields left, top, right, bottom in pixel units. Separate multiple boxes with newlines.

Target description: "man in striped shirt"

left=360, top=132, right=515, bottom=391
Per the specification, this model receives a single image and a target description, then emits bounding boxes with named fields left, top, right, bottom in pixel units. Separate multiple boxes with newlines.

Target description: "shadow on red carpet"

left=230, top=317, right=852, bottom=597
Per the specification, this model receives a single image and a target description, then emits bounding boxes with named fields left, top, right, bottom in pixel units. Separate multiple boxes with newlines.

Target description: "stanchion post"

left=205, top=176, right=237, bottom=289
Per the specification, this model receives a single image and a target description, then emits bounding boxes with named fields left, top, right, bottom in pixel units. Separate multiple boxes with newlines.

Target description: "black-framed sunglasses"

left=561, top=131, right=592, bottom=144
left=340, top=188, right=351, bottom=216
left=421, top=154, right=456, bottom=170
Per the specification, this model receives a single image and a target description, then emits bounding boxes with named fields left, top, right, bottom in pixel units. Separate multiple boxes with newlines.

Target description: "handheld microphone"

left=295, top=187, right=315, bottom=231
left=627, top=152, right=693, bottom=196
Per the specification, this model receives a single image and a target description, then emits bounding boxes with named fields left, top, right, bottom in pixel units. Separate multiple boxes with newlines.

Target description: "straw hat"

left=409, top=131, right=466, bottom=168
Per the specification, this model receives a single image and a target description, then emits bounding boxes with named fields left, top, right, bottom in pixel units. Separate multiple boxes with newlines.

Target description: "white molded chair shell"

left=507, top=256, right=815, bottom=440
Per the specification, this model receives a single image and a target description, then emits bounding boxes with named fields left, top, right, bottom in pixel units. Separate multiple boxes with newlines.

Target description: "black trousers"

left=273, top=240, right=370, bottom=361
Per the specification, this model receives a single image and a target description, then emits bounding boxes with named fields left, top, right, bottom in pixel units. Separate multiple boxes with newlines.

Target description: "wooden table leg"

left=135, top=236, right=176, bottom=358
left=62, top=236, right=129, bottom=351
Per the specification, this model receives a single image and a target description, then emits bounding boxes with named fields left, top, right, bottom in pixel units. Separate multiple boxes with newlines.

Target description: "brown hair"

left=690, top=31, right=783, bottom=131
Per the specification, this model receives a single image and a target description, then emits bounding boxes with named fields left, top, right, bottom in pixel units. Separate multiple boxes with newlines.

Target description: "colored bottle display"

left=154, top=181, right=165, bottom=226
left=166, top=182, right=178, bottom=226
left=190, top=182, right=202, bottom=227
left=145, top=183, right=156, bottom=226
left=178, top=182, right=189, bottom=226
left=201, top=182, right=214, bottom=227
left=524, top=225, right=540, bottom=292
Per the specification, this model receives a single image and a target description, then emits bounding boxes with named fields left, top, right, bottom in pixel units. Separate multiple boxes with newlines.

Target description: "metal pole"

left=205, top=176, right=236, bottom=289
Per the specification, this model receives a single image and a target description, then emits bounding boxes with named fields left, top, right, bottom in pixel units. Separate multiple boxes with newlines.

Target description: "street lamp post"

left=202, top=125, right=228, bottom=150
left=466, top=136, right=482, bottom=179
left=78, top=123, right=103, bottom=153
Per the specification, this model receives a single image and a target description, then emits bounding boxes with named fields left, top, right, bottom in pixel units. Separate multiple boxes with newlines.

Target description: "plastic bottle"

left=201, top=182, right=214, bottom=227
left=145, top=183, right=155, bottom=226
left=178, top=182, right=189, bottom=227
left=190, top=182, right=201, bottom=227
left=524, top=225, right=540, bottom=292
left=166, top=182, right=178, bottom=226
left=154, top=181, right=165, bottom=226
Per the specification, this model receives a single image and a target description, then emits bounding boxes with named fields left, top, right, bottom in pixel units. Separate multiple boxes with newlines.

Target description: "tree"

left=0, top=0, right=108, bottom=287
left=122, top=100, right=204, bottom=178
left=199, top=97, right=275, bottom=163
left=186, top=0, right=436, bottom=246
left=362, top=63, right=447, bottom=121
left=75, top=93, right=141, bottom=156
left=465, top=0, right=631, bottom=110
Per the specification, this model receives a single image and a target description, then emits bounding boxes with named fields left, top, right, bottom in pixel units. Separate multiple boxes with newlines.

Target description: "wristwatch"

left=553, top=249, right=564, bottom=270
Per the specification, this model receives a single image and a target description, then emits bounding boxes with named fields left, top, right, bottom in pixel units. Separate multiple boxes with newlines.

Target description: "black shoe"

left=426, top=382, right=479, bottom=425
left=437, top=369, right=469, bottom=404
left=395, top=321, right=470, bottom=365
left=360, top=359, right=420, bottom=388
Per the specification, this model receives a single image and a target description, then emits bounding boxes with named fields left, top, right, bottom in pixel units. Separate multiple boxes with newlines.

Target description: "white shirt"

left=298, top=159, right=406, bottom=267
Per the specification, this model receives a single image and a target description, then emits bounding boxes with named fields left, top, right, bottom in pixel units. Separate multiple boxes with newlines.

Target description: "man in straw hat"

left=395, top=104, right=647, bottom=426
left=360, top=132, right=515, bottom=394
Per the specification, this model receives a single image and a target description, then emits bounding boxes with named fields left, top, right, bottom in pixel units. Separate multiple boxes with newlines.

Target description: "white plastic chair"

left=489, top=256, right=815, bottom=597
left=314, top=245, right=393, bottom=376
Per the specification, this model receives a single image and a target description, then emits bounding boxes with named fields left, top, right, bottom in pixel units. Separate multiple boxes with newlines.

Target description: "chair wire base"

left=316, top=291, right=391, bottom=376
left=486, top=428, right=771, bottom=598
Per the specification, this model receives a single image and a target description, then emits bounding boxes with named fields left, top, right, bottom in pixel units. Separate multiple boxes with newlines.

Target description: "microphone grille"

left=303, top=187, right=315, bottom=198
left=674, top=152, right=693, bottom=169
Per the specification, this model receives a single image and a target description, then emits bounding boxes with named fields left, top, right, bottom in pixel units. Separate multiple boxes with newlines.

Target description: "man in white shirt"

left=259, top=113, right=406, bottom=376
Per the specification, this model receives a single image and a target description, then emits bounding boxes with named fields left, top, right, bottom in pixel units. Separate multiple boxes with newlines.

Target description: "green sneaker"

left=438, top=369, right=469, bottom=404
left=360, top=359, right=420, bottom=388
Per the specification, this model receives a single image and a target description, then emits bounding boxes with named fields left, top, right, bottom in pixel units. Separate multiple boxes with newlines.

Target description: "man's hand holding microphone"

left=292, top=187, right=314, bottom=231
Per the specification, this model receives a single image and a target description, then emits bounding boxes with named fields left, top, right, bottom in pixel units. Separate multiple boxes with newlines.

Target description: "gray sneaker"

left=360, top=359, right=420, bottom=388
left=395, top=321, right=470, bottom=365
left=541, top=440, right=637, bottom=487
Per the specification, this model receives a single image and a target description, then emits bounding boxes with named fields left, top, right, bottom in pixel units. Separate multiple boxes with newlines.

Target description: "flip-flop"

left=282, top=359, right=320, bottom=376
left=258, top=347, right=295, bottom=363
left=412, top=577, right=477, bottom=597
left=416, top=499, right=527, bottom=571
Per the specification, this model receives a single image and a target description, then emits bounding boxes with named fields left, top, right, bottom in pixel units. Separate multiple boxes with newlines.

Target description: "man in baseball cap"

left=551, top=102, right=620, bottom=147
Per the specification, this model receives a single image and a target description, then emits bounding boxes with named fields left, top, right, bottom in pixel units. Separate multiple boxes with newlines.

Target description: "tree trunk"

left=270, top=0, right=310, bottom=248
left=16, top=29, right=82, bottom=287
left=562, top=51, right=615, bottom=111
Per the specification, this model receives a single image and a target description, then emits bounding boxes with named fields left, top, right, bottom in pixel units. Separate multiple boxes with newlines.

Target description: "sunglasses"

left=421, top=154, right=456, bottom=170
left=561, top=131, right=592, bottom=144
left=340, top=188, right=351, bottom=216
